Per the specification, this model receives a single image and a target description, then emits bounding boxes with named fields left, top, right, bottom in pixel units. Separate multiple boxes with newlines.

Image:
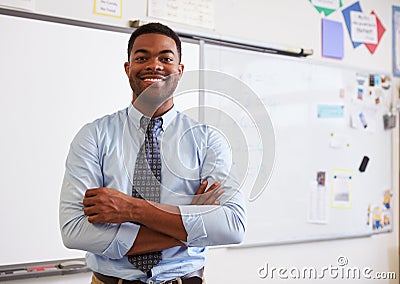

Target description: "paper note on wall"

left=93, top=0, right=122, bottom=18
left=0, top=0, right=35, bottom=11
left=350, top=11, right=378, bottom=44
left=331, top=169, right=353, bottom=208
left=309, top=172, right=328, bottom=224
left=317, top=104, right=344, bottom=118
left=148, top=0, right=214, bottom=29
left=322, top=18, right=344, bottom=59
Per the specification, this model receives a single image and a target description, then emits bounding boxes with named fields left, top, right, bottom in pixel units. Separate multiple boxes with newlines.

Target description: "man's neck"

left=131, top=98, right=174, bottom=118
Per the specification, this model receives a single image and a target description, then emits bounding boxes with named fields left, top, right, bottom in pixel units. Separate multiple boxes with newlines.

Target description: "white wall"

left=2, top=0, right=398, bottom=283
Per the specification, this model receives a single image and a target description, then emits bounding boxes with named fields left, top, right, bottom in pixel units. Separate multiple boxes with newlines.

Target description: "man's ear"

left=124, top=62, right=130, bottom=76
left=178, top=63, right=184, bottom=78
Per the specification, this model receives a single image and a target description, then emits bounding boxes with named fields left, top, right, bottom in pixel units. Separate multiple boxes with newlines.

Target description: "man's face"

left=124, top=33, right=184, bottom=108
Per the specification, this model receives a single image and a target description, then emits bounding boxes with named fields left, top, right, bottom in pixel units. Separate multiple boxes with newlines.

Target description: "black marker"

left=359, top=156, right=369, bottom=172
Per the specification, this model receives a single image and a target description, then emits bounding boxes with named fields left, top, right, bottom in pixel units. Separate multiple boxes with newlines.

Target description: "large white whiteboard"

left=0, top=13, right=199, bottom=266
left=0, top=9, right=394, bottom=267
left=203, top=44, right=393, bottom=246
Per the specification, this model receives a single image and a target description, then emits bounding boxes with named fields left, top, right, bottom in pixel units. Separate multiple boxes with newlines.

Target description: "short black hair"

left=127, top=22, right=182, bottom=62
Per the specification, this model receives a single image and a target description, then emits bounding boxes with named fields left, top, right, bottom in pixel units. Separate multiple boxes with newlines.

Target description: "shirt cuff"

left=102, top=222, right=140, bottom=259
left=178, top=205, right=209, bottom=246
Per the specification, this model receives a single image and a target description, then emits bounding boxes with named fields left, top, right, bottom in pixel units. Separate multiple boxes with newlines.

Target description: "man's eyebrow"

left=159, top=49, right=175, bottom=56
left=133, top=49, right=149, bottom=55
left=133, top=49, right=175, bottom=56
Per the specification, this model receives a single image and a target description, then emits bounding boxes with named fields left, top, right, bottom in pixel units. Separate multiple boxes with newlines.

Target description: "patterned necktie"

left=128, top=116, right=163, bottom=273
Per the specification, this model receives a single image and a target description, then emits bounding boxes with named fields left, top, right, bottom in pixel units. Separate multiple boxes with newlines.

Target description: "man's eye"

left=162, top=57, right=173, bottom=63
left=135, top=57, right=147, bottom=62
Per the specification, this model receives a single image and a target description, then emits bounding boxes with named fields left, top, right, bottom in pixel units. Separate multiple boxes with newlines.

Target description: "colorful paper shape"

left=342, top=1, right=363, bottom=48
left=317, top=104, right=344, bottom=118
left=364, top=11, right=386, bottom=54
left=322, top=18, right=344, bottom=59
left=309, top=0, right=343, bottom=17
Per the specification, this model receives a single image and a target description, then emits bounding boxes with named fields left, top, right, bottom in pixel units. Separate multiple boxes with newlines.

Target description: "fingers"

left=85, top=187, right=108, bottom=197
left=204, top=188, right=224, bottom=205
left=206, top=181, right=221, bottom=193
left=83, top=205, right=96, bottom=217
left=195, top=180, right=208, bottom=195
left=211, top=189, right=224, bottom=204
left=192, top=180, right=224, bottom=205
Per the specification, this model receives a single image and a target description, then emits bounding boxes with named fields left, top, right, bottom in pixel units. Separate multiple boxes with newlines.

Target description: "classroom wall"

left=3, top=0, right=399, bottom=283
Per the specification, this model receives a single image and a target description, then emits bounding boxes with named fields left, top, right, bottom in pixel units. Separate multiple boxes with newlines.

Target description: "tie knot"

left=140, top=116, right=163, bottom=135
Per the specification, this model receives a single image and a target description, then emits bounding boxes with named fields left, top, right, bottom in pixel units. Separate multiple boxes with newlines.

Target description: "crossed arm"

left=82, top=180, right=223, bottom=255
left=60, top=122, right=246, bottom=258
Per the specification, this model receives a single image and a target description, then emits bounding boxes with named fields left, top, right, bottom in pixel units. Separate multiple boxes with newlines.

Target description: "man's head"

left=127, top=22, right=182, bottom=63
left=124, top=23, right=184, bottom=117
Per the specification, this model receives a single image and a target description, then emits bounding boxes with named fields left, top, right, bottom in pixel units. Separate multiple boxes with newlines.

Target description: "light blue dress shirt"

left=59, top=104, right=246, bottom=282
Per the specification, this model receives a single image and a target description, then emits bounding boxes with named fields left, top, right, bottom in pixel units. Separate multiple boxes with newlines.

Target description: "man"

left=59, top=22, right=246, bottom=284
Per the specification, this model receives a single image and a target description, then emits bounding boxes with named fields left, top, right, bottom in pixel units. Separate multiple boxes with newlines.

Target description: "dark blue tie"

left=128, top=116, right=163, bottom=273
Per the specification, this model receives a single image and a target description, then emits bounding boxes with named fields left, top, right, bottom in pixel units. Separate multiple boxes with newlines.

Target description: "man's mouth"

left=140, top=74, right=166, bottom=85
left=143, top=78, right=164, bottom=83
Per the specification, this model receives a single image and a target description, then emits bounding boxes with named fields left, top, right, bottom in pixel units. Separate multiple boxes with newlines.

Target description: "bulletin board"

left=203, top=44, right=394, bottom=247
left=0, top=11, right=199, bottom=266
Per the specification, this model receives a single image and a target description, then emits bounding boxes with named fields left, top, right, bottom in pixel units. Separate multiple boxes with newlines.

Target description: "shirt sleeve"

left=178, top=128, right=247, bottom=247
left=59, top=123, right=139, bottom=259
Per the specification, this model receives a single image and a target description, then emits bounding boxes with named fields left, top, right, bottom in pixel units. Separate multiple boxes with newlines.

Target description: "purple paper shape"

left=342, top=1, right=363, bottom=48
left=322, top=19, right=344, bottom=59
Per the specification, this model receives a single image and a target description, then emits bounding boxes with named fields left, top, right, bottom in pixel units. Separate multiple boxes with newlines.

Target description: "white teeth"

left=143, top=78, right=163, bottom=82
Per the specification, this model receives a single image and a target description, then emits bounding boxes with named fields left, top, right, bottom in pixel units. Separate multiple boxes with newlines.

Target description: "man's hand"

left=83, top=187, right=139, bottom=224
left=191, top=180, right=224, bottom=205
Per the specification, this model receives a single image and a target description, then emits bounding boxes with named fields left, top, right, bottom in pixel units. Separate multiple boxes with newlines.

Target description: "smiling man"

left=59, top=23, right=246, bottom=284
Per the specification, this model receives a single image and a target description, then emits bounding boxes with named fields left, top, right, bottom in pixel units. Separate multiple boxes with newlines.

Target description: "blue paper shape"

left=342, top=1, right=363, bottom=48
left=317, top=105, right=344, bottom=118
left=322, top=19, right=344, bottom=59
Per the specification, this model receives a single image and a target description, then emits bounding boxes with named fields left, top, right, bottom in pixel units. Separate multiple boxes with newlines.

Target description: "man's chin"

left=135, top=89, right=172, bottom=109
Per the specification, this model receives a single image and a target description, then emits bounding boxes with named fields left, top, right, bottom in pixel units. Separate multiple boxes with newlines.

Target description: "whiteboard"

left=203, top=44, right=393, bottom=246
left=0, top=13, right=199, bottom=266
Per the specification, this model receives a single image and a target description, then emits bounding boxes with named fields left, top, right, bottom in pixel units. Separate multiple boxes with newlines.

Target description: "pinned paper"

left=370, top=204, right=391, bottom=230
left=329, top=132, right=349, bottom=149
left=322, top=19, right=344, bottom=59
left=358, top=112, right=368, bottom=128
left=0, top=0, right=35, bottom=11
left=342, top=2, right=386, bottom=53
left=93, top=0, right=122, bottom=18
left=331, top=169, right=353, bottom=209
left=317, top=104, right=344, bottom=118
left=309, top=178, right=328, bottom=224
left=369, top=190, right=393, bottom=231
left=310, top=0, right=342, bottom=16
left=350, top=11, right=378, bottom=44
left=350, top=109, right=378, bottom=132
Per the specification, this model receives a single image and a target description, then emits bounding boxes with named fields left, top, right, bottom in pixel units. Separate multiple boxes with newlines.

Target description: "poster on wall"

left=93, top=0, right=122, bottom=18
left=393, top=6, right=400, bottom=77
left=147, top=0, right=214, bottom=29
left=0, top=0, right=35, bottom=11
left=342, top=2, right=385, bottom=54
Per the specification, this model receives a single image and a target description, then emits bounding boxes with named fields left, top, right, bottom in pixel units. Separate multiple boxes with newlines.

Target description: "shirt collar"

left=128, top=103, right=177, bottom=132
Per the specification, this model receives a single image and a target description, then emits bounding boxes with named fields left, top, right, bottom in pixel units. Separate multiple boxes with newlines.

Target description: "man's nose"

left=145, top=58, right=163, bottom=71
